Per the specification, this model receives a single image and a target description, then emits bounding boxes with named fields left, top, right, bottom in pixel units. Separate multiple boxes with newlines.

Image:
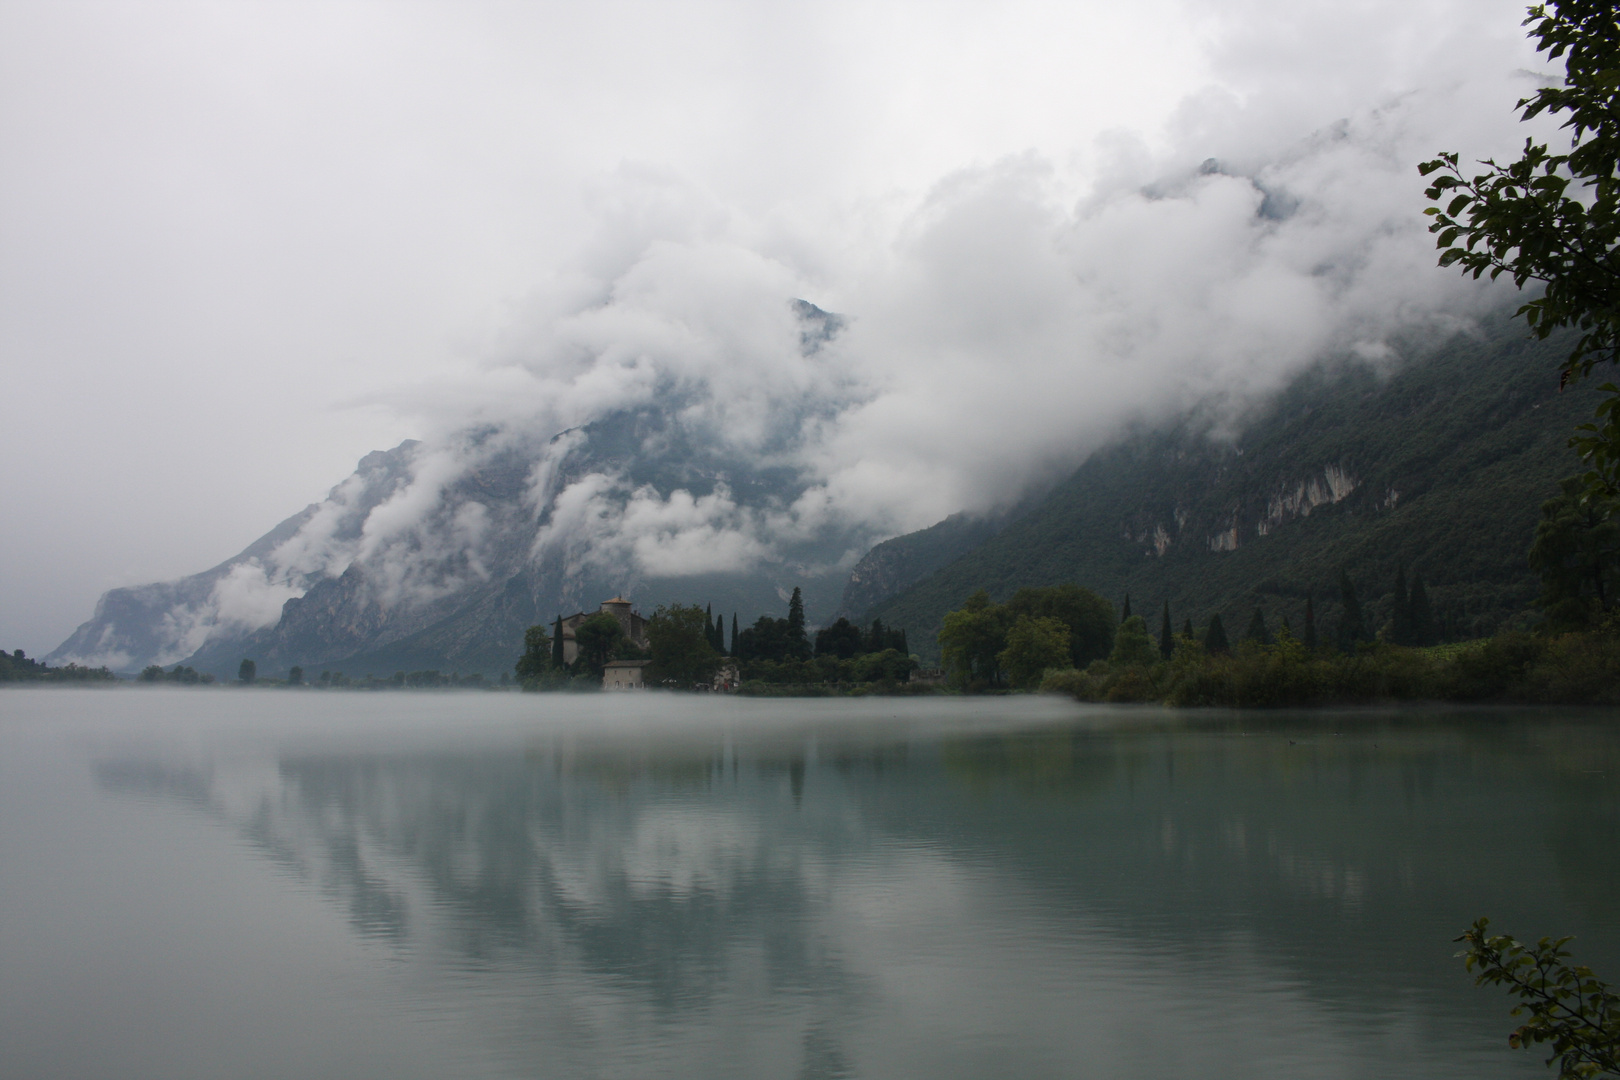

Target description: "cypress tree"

left=1337, top=570, right=1367, bottom=653
left=731, top=613, right=739, bottom=656
left=787, top=587, right=808, bottom=659
left=1122, top=593, right=1132, bottom=621
left=1159, top=602, right=1174, bottom=659
left=1391, top=567, right=1412, bottom=645
left=867, top=617, right=886, bottom=654
left=1303, top=596, right=1318, bottom=652
left=1203, top=614, right=1229, bottom=654
left=552, top=614, right=565, bottom=669
left=897, top=628, right=908, bottom=656
left=1243, top=607, right=1269, bottom=645
left=1182, top=618, right=1194, bottom=639
left=1409, top=574, right=1437, bottom=647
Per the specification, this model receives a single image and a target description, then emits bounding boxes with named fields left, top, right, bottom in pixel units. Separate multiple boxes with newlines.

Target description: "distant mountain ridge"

left=53, top=307, right=1590, bottom=678
left=49, top=302, right=872, bottom=678
left=859, top=316, right=1599, bottom=662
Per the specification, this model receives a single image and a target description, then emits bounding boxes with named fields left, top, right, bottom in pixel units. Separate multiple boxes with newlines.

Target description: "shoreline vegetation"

left=1041, top=627, right=1620, bottom=707
left=0, top=648, right=114, bottom=684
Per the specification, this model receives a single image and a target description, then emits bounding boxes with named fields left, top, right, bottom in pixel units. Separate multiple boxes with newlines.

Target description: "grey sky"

left=1, top=0, right=1545, bottom=653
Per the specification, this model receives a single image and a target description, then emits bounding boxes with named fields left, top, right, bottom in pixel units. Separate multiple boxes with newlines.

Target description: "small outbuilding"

left=602, top=659, right=647, bottom=691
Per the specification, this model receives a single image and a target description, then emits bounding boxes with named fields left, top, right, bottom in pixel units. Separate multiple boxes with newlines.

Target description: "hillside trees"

left=939, top=591, right=1006, bottom=688
left=1243, top=607, right=1271, bottom=646
left=1110, top=615, right=1158, bottom=667
left=573, top=613, right=624, bottom=679
left=939, top=584, right=1117, bottom=689
left=814, top=617, right=865, bottom=659
left=999, top=616, right=1072, bottom=689
left=646, top=604, right=720, bottom=689
left=516, top=624, right=553, bottom=683
left=786, top=587, right=809, bottom=658
left=0, top=649, right=114, bottom=683
left=1337, top=572, right=1369, bottom=652
left=1529, top=475, right=1620, bottom=629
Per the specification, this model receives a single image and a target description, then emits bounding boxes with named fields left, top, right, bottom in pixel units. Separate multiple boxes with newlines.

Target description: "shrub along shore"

left=1040, top=626, right=1620, bottom=708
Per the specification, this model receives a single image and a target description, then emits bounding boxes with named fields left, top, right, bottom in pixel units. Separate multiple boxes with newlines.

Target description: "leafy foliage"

left=572, top=613, right=624, bottom=679
left=1458, top=917, right=1620, bottom=1079
left=939, top=590, right=1006, bottom=689
left=1243, top=606, right=1271, bottom=646
left=515, top=623, right=554, bottom=684
left=1420, top=1, right=1620, bottom=495
left=1529, top=476, right=1620, bottom=630
left=1043, top=625, right=1620, bottom=707
left=1337, top=570, right=1369, bottom=653
left=1109, top=615, right=1158, bottom=667
left=138, top=663, right=213, bottom=685
left=0, top=648, right=115, bottom=683
left=645, top=603, right=720, bottom=689
left=733, top=648, right=919, bottom=695
left=999, top=615, right=1072, bottom=690
left=814, top=617, right=865, bottom=659
left=939, top=585, right=1116, bottom=690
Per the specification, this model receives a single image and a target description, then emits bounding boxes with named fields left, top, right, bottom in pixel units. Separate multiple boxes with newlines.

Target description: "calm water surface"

left=2, top=689, right=1617, bottom=1079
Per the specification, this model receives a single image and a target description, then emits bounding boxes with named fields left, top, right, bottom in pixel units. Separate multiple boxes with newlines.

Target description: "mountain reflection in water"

left=6, top=692, right=1618, bottom=1079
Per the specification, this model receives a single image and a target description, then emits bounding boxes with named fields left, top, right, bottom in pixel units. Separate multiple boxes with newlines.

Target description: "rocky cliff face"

left=858, top=318, right=1603, bottom=658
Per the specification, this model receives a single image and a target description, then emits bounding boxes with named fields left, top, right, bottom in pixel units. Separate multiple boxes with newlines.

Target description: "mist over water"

left=3, top=689, right=1616, bottom=1079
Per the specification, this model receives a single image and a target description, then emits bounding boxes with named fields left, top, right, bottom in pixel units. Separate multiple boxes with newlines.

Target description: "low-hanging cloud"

left=43, top=0, right=1566, bottom=666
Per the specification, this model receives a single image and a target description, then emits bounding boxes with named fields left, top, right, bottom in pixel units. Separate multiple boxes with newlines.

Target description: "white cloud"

left=2, top=0, right=1562, bottom=651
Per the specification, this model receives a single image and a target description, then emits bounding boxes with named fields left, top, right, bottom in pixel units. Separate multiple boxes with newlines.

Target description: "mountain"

left=835, top=510, right=1013, bottom=619
left=49, top=303, right=873, bottom=678
left=858, top=316, right=1601, bottom=663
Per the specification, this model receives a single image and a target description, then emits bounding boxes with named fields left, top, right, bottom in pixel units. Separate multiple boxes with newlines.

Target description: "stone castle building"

left=558, top=597, right=649, bottom=665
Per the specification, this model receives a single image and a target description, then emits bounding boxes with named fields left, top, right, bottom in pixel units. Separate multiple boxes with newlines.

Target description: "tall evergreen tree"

left=1243, top=607, right=1270, bottom=646
left=1303, top=596, right=1318, bottom=652
left=1203, top=614, right=1229, bottom=654
left=731, top=613, right=739, bottom=656
left=786, top=587, right=809, bottom=659
left=897, top=628, right=908, bottom=656
left=552, top=614, right=565, bottom=668
left=1409, top=574, right=1438, bottom=647
left=1182, top=618, right=1194, bottom=640
left=1391, top=567, right=1412, bottom=645
left=866, top=617, right=886, bottom=654
left=1159, top=602, right=1174, bottom=659
left=1122, top=593, right=1132, bottom=620
left=1337, top=570, right=1368, bottom=653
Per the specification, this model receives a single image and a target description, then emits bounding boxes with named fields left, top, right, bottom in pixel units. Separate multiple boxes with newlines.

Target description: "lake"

left=1, top=689, right=1616, bottom=1079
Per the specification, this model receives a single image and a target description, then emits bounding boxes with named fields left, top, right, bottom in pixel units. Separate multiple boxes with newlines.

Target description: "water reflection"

left=82, top=702, right=1620, bottom=1079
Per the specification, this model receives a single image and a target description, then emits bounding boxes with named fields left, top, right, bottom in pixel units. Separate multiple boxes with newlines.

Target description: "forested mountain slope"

left=863, top=317, right=1600, bottom=662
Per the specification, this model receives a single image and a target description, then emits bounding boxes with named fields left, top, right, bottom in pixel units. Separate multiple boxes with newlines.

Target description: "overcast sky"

left=0, top=0, right=1549, bottom=653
